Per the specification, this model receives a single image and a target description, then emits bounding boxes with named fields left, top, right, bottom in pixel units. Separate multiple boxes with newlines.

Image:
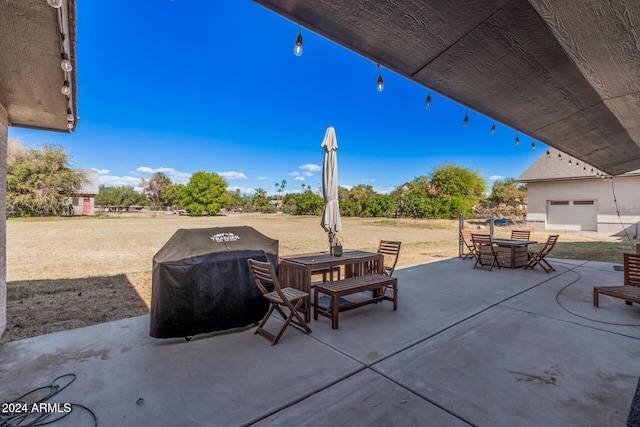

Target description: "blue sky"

left=9, top=1, right=542, bottom=195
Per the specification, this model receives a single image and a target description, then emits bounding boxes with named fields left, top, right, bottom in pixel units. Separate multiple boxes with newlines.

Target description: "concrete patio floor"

left=1, top=257, right=639, bottom=426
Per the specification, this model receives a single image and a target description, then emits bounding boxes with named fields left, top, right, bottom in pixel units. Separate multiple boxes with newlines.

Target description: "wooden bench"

left=593, top=253, right=640, bottom=307
left=313, top=273, right=397, bottom=329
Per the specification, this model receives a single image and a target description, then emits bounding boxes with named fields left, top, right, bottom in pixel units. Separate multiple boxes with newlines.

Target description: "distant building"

left=68, top=170, right=100, bottom=215
left=517, top=153, right=640, bottom=235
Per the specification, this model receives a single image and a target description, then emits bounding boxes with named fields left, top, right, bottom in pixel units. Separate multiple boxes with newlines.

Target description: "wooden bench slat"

left=314, top=273, right=397, bottom=329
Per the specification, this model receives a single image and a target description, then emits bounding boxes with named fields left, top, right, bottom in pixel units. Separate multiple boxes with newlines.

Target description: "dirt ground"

left=3, top=213, right=636, bottom=343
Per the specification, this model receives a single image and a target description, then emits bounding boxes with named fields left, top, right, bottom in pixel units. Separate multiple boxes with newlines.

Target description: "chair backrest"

left=539, top=234, right=559, bottom=255
left=471, top=233, right=491, bottom=242
left=471, top=233, right=493, bottom=251
left=511, top=230, right=531, bottom=240
left=461, top=230, right=475, bottom=249
left=624, top=253, right=640, bottom=287
left=247, top=258, right=282, bottom=297
left=377, top=240, right=401, bottom=276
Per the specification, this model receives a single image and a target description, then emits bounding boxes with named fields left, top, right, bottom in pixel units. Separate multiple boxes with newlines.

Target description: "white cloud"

left=97, top=174, right=143, bottom=189
left=92, top=168, right=109, bottom=175
left=290, top=164, right=321, bottom=179
left=228, top=186, right=256, bottom=194
left=135, top=166, right=191, bottom=184
left=136, top=166, right=175, bottom=173
left=373, top=186, right=393, bottom=195
left=218, top=171, right=247, bottom=180
left=489, top=175, right=505, bottom=181
left=257, top=176, right=269, bottom=180
left=300, top=164, right=321, bottom=172
left=361, top=179, right=376, bottom=183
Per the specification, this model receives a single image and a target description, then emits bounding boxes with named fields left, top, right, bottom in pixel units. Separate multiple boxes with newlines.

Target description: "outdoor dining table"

left=491, top=238, right=538, bottom=268
left=278, top=250, right=384, bottom=322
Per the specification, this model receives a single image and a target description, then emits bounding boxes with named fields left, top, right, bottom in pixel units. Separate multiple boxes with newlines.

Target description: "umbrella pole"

left=329, top=231, right=335, bottom=255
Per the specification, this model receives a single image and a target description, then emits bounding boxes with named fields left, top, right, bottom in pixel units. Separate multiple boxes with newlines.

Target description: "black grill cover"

left=150, top=226, right=278, bottom=338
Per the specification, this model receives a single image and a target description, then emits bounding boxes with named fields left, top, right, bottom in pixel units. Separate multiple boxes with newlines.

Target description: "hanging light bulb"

left=61, top=52, right=72, bottom=72
left=557, top=152, right=562, bottom=160
left=425, top=91, right=431, bottom=109
left=531, top=140, right=536, bottom=151
left=293, top=25, right=303, bottom=56
left=583, top=165, right=587, bottom=172
left=66, top=107, right=74, bottom=122
left=47, top=0, right=63, bottom=8
left=546, top=148, right=551, bottom=158
left=66, top=121, right=74, bottom=130
left=569, top=158, right=572, bottom=166
left=462, top=108, right=469, bottom=128
left=376, top=64, right=384, bottom=92
left=490, top=121, right=496, bottom=135
left=61, top=80, right=70, bottom=96
left=515, top=132, right=520, bottom=146
left=576, top=161, right=580, bottom=168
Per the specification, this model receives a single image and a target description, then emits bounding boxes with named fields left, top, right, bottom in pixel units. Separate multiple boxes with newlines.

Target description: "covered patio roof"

left=252, top=0, right=640, bottom=176
left=0, top=0, right=78, bottom=132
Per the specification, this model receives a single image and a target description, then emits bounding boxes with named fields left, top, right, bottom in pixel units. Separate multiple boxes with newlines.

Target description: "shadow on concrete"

left=3, top=274, right=149, bottom=344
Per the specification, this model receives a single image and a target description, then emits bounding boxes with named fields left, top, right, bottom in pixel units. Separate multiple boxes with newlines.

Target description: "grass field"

left=4, top=213, right=638, bottom=343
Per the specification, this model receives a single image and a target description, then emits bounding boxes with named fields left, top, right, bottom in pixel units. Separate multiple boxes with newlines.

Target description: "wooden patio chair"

left=247, top=258, right=311, bottom=345
left=594, top=253, right=640, bottom=307
left=511, top=230, right=531, bottom=240
left=378, top=240, right=401, bottom=276
left=370, top=240, right=401, bottom=297
left=460, top=230, right=477, bottom=260
left=472, top=233, right=501, bottom=271
left=524, top=234, right=559, bottom=272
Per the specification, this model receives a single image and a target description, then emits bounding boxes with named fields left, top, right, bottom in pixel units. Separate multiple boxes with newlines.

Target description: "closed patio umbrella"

left=321, top=126, right=342, bottom=254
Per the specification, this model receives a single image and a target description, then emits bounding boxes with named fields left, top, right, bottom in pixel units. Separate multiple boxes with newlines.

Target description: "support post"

left=459, top=214, right=464, bottom=257
left=0, top=103, right=7, bottom=339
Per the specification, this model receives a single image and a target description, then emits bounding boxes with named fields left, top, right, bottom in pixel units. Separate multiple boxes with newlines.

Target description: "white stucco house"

left=517, top=152, right=640, bottom=236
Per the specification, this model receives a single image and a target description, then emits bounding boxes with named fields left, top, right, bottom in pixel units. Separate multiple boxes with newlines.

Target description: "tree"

left=140, top=172, right=172, bottom=205
left=489, top=177, right=527, bottom=206
left=430, top=163, right=487, bottom=199
left=274, top=179, right=287, bottom=201
left=180, top=171, right=230, bottom=215
left=162, top=183, right=185, bottom=208
left=95, top=185, right=145, bottom=206
left=225, top=188, right=252, bottom=212
left=389, top=165, right=487, bottom=219
left=289, top=186, right=324, bottom=215
left=252, top=188, right=273, bottom=213
left=7, top=141, right=87, bottom=216
left=338, top=185, right=391, bottom=217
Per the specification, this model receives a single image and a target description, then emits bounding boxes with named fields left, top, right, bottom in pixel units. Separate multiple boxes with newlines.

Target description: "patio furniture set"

left=247, top=240, right=401, bottom=345
left=463, top=229, right=640, bottom=317
left=460, top=229, right=559, bottom=272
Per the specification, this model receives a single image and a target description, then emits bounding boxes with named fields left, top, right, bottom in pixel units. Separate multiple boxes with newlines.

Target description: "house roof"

left=0, top=0, right=77, bottom=133
left=252, top=0, right=640, bottom=176
left=517, top=152, right=640, bottom=183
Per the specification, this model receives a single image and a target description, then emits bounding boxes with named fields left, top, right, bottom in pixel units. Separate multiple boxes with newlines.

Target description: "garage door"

left=547, top=200, right=597, bottom=231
